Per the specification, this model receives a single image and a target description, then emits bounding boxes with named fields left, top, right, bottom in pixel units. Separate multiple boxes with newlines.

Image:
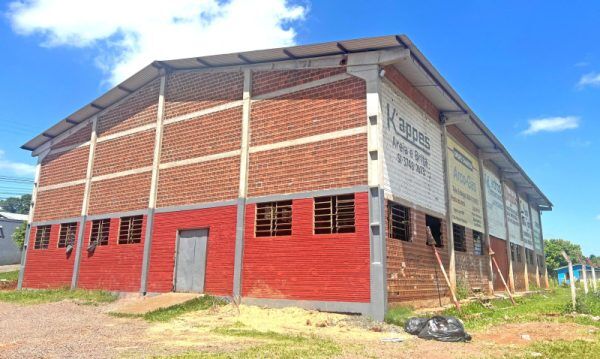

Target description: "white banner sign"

left=520, top=195, right=534, bottom=250
left=381, top=82, right=446, bottom=215
left=483, top=168, right=506, bottom=239
left=531, top=206, right=543, bottom=252
left=503, top=183, right=522, bottom=246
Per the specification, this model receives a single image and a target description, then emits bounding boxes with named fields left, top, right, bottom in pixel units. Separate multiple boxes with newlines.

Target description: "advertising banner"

left=503, top=183, right=523, bottom=246
left=483, top=167, right=507, bottom=239
left=447, top=136, right=484, bottom=232
left=520, top=195, right=534, bottom=250
left=531, top=206, right=543, bottom=253
left=381, top=82, right=446, bottom=215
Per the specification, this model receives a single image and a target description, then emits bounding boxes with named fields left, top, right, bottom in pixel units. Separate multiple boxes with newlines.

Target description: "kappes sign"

left=386, top=103, right=431, bottom=155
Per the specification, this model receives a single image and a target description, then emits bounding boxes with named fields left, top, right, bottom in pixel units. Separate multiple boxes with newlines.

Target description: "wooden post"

left=562, top=251, right=576, bottom=311
left=579, top=257, right=589, bottom=294
left=490, top=250, right=516, bottom=305
left=427, top=228, right=461, bottom=311
left=587, top=259, right=597, bottom=293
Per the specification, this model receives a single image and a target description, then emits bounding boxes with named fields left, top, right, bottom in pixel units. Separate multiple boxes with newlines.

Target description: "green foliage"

left=568, top=291, right=600, bottom=316
left=544, top=239, right=583, bottom=274
left=0, top=194, right=31, bottom=214
left=522, top=334, right=600, bottom=359
left=384, top=305, right=414, bottom=326
left=12, top=221, right=27, bottom=250
left=455, top=278, right=470, bottom=300
left=0, top=270, right=19, bottom=282
left=0, top=288, right=117, bottom=305
left=142, top=295, right=227, bottom=322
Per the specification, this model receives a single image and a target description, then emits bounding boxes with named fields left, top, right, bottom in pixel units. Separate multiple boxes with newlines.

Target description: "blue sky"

left=0, top=0, right=598, bottom=255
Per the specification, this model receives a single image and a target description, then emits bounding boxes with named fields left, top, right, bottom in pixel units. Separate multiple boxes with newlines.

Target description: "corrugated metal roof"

left=21, top=34, right=552, bottom=208
left=0, top=212, right=28, bottom=221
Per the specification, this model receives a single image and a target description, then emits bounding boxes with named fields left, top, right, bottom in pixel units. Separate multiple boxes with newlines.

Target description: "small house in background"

left=0, top=212, right=27, bottom=265
left=556, top=264, right=599, bottom=285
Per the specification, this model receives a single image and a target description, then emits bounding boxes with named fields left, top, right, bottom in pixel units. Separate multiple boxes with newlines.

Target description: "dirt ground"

left=0, top=299, right=597, bottom=358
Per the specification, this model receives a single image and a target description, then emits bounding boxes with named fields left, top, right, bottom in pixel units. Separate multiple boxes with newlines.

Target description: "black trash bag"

left=417, top=316, right=471, bottom=342
left=404, top=317, right=429, bottom=335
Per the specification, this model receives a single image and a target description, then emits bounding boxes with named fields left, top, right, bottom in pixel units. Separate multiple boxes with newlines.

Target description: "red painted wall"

left=490, top=236, right=509, bottom=291
left=147, top=206, right=237, bottom=295
left=77, top=216, right=146, bottom=291
left=23, top=224, right=76, bottom=288
left=242, top=192, right=370, bottom=303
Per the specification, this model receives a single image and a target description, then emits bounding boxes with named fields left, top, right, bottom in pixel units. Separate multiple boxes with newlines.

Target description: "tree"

left=12, top=221, right=27, bottom=250
left=589, top=254, right=600, bottom=267
left=0, top=194, right=31, bottom=214
left=544, top=238, right=584, bottom=274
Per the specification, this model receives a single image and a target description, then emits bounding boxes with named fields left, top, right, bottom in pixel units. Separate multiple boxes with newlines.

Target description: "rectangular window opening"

left=255, top=200, right=292, bottom=237
left=58, top=222, right=78, bottom=248
left=426, top=215, right=443, bottom=247
left=34, top=225, right=51, bottom=250
left=314, top=194, right=355, bottom=234
left=453, top=224, right=467, bottom=252
left=90, top=219, right=111, bottom=246
left=0, top=226, right=4, bottom=239
left=473, top=230, right=483, bottom=256
left=118, top=216, right=143, bottom=244
left=387, top=201, right=411, bottom=242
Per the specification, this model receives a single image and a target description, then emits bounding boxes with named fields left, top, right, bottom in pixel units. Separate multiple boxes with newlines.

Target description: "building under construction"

left=17, top=35, right=552, bottom=320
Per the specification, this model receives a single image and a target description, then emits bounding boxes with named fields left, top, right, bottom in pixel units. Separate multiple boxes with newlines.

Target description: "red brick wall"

left=88, top=173, right=151, bottom=215
left=490, top=236, right=509, bottom=291
left=157, top=157, right=240, bottom=208
left=23, top=224, right=76, bottom=288
left=93, top=130, right=155, bottom=176
left=34, top=185, right=84, bottom=221
left=242, top=192, right=370, bottom=302
left=455, top=227, right=489, bottom=293
left=53, top=123, right=92, bottom=149
left=248, top=134, right=367, bottom=197
left=78, top=217, right=146, bottom=291
left=250, top=78, right=365, bottom=146
left=164, top=72, right=243, bottom=119
left=512, top=244, right=527, bottom=291
left=252, top=68, right=346, bottom=96
left=160, top=107, right=242, bottom=163
left=147, top=206, right=237, bottom=294
left=39, top=147, right=89, bottom=187
left=97, top=78, right=160, bottom=136
left=383, top=66, right=439, bottom=120
left=387, top=207, right=450, bottom=303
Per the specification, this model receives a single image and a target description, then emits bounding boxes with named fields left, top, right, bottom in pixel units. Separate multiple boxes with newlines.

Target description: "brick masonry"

left=93, top=130, right=156, bottom=177
left=34, top=184, right=85, bottom=222
left=88, top=173, right=151, bottom=215
left=39, top=146, right=89, bottom=187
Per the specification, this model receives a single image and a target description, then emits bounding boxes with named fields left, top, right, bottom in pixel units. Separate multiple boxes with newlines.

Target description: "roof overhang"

left=22, top=34, right=552, bottom=209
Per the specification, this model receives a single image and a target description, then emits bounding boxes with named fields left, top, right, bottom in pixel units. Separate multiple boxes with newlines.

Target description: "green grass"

left=111, top=295, right=227, bottom=322
left=384, top=305, right=414, bottom=326
left=519, top=332, right=600, bottom=359
left=442, top=287, right=600, bottom=330
left=162, top=323, right=341, bottom=359
left=0, top=270, right=19, bottom=282
left=0, top=288, right=117, bottom=305
left=570, top=291, right=600, bottom=316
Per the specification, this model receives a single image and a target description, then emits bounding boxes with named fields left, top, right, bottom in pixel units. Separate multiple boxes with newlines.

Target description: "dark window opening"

left=91, top=219, right=111, bottom=246
left=453, top=224, right=467, bottom=252
left=0, top=226, right=4, bottom=239
left=255, top=201, right=292, bottom=237
left=526, top=248, right=534, bottom=265
left=387, top=201, right=410, bottom=241
left=473, top=230, right=483, bottom=255
left=511, top=243, right=522, bottom=263
left=58, top=222, right=77, bottom=248
left=118, top=216, right=143, bottom=244
left=34, top=225, right=51, bottom=250
left=314, top=194, right=355, bottom=234
left=426, top=215, right=443, bottom=247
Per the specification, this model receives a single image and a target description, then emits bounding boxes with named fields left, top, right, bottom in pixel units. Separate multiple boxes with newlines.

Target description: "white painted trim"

left=96, top=123, right=156, bottom=143
left=38, top=179, right=87, bottom=192
left=81, top=117, right=98, bottom=215
left=249, top=126, right=367, bottom=154
left=148, top=76, right=167, bottom=209
left=252, top=73, right=351, bottom=101
left=159, top=150, right=241, bottom=170
left=238, top=69, right=252, bottom=198
left=91, top=166, right=153, bottom=182
left=163, top=100, right=244, bottom=125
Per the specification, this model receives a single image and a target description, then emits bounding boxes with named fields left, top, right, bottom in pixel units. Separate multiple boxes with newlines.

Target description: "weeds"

left=384, top=305, right=414, bottom=326
left=0, top=270, right=19, bottom=282
left=0, top=288, right=117, bottom=305
left=110, top=295, right=227, bottom=322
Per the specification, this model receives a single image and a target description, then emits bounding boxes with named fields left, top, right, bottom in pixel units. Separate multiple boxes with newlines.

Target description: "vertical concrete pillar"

left=478, top=154, right=495, bottom=295
left=71, top=116, right=98, bottom=289
left=538, top=210, right=550, bottom=288
left=17, top=153, right=45, bottom=290
left=441, top=122, right=457, bottom=292
left=516, top=194, right=529, bottom=292
left=233, top=69, right=252, bottom=299
left=140, top=72, right=167, bottom=293
left=528, top=201, right=541, bottom=288
left=500, top=178, right=515, bottom=293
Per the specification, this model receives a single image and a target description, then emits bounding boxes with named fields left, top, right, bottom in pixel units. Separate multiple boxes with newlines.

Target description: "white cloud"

left=8, top=0, right=306, bottom=85
left=577, top=72, right=600, bottom=88
left=521, top=116, right=580, bottom=135
left=0, top=150, right=36, bottom=176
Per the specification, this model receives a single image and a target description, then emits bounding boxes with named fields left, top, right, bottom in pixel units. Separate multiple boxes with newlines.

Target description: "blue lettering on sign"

left=386, top=103, right=431, bottom=155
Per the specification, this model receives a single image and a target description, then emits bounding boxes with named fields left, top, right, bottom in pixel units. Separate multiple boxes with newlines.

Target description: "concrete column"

left=516, top=194, right=529, bottom=292
left=140, top=72, right=167, bottom=293
left=500, top=178, right=515, bottom=293
left=537, top=209, right=550, bottom=288
left=233, top=69, right=252, bottom=299
left=441, top=122, right=457, bottom=291
left=528, top=201, right=541, bottom=288
left=477, top=155, right=495, bottom=295
left=17, top=152, right=46, bottom=290
left=71, top=116, right=98, bottom=289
